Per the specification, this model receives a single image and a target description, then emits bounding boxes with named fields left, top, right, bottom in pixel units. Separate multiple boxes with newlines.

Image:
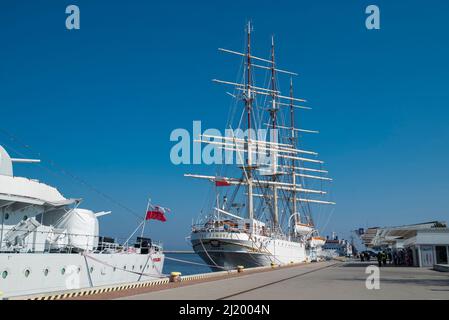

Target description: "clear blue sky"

left=1, top=1, right=448, bottom=249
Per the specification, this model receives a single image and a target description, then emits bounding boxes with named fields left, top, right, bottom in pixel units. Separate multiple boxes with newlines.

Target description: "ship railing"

left=152, top=241, right=163, bottom=252
left=191, top=223, right=242, bottom=233
left=191, top=223, right=277, bottom=237
left=0, top=228, right=162, bottom=255
left=121, top=239, right=163, bottom=254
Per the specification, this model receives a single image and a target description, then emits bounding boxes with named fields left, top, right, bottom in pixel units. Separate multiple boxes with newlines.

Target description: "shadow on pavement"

left=340, top=262, right=414, bottom=268
left=334, top=277, right=449, bottom=287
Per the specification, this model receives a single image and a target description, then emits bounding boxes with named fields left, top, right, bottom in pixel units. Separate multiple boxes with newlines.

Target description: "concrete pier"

left=72, top=260, right=448, bottom=300
left=114, top=261, right=449, bottom=300
left=11, top=260, right=449, bottom=300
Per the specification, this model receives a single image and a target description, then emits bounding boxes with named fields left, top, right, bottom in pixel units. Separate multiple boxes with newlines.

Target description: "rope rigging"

left=0, top=127, right=144, bottom=222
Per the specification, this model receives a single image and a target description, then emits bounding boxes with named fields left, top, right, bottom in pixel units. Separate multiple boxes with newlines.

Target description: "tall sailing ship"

left=0, top=144, right=164, bottom=298
left=186, top=23, right=335, bottom=270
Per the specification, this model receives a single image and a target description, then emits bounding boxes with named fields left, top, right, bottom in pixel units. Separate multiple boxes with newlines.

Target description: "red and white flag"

left=145, top=205, right=170, bottom=222
left=215, top=178, right=231, bottom=187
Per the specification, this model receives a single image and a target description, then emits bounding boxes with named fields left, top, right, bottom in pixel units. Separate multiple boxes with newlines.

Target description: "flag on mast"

left=215, top=178, right=231, bottom=187
left=145, top=205, right=169, bottom=222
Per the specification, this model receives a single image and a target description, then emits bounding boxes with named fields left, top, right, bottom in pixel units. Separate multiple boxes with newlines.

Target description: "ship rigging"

left=186, top=22, right=335, bottom=269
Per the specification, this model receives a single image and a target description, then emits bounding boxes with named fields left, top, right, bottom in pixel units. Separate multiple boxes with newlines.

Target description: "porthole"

left=4, top=213, right=9, bottom=220
left=123, top=265, right=127, bottom=270
left=44, top=268, right=49, bottom=276
left=61, top=268, right=66, bottom=275
left=2, top=270, right=8, bottom=279
left=132, top=265, right=135, bottom=270
left=77, top=267, right=81, bottom=273
left=90, top=267, right=94, bottom=273
left=113, top=267, right=117, bottom=272
left=140, top=265, right=143, bottom=270
left=24, top=269, right=31, bottom=277
left=23, top=215, right=28, bottom=220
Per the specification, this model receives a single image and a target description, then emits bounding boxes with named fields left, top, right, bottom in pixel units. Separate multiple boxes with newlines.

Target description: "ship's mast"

left=290, top=78, right=299, bottom=226
left=269, top=35, right=279, bottom=228
left=245, top=21, right=254, bottom=220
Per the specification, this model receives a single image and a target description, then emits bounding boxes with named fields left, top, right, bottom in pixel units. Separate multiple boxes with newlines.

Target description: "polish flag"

left=215, top=179, right=231, bottom=187
left=145, top=206, right=169, bottom=222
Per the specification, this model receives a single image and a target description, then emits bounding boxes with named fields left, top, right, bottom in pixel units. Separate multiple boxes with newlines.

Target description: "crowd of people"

left=358, top=248, right=414, bottom=267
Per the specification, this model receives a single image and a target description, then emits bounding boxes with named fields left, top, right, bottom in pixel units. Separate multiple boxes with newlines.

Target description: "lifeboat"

left=294, top=223, right=314, bottom=235
left=309, top=236, right=326, bottom=247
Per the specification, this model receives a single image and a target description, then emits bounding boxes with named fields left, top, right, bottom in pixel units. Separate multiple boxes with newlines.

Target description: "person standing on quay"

left=382, top=251, right=387, bottom=266
left=377, top=251, right=383, bottom=267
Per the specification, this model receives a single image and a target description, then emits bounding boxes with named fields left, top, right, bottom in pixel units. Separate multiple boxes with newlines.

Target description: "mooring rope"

left=164, top=255, right=228, bottom=270
left=199, top=238, right=233, bottom=272
left=83, top=252, right=167, bottom=278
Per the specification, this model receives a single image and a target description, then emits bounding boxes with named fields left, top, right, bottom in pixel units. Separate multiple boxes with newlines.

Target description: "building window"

left=4, top=213, right=9, bottom=220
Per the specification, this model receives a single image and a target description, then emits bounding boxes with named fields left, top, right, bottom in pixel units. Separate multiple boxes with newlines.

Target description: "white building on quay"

left=359, top=221, right=449, bottom=268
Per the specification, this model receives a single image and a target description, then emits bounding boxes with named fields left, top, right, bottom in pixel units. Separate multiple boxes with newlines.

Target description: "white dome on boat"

left=54, top=208, right=100, bottom=251
left=0, top=145, right=13, bottom=176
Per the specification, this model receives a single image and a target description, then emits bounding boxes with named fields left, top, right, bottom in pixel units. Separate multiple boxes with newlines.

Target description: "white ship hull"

left=0, top=145, right=168, bottom=299
left=191, top=231, right=307, bottom=270
left=0, top=251, right=164, bottom=298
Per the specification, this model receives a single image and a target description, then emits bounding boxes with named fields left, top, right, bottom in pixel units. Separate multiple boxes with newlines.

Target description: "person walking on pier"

left=377, top=251, right=382, bottom=267
left=365, top=252, right=370, bottom=262
left=393, top=252, right=398, bottom=265
left=382, top=251, right=387, bottom=266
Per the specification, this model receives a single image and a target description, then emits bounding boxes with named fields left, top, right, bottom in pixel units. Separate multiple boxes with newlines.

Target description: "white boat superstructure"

left=0, top=145, right=164, bottom=298
left=187, top=23, right=335, bottom=270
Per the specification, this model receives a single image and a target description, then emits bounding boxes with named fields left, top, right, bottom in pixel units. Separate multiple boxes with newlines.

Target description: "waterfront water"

left=162, top=253, right=212, bottom=275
